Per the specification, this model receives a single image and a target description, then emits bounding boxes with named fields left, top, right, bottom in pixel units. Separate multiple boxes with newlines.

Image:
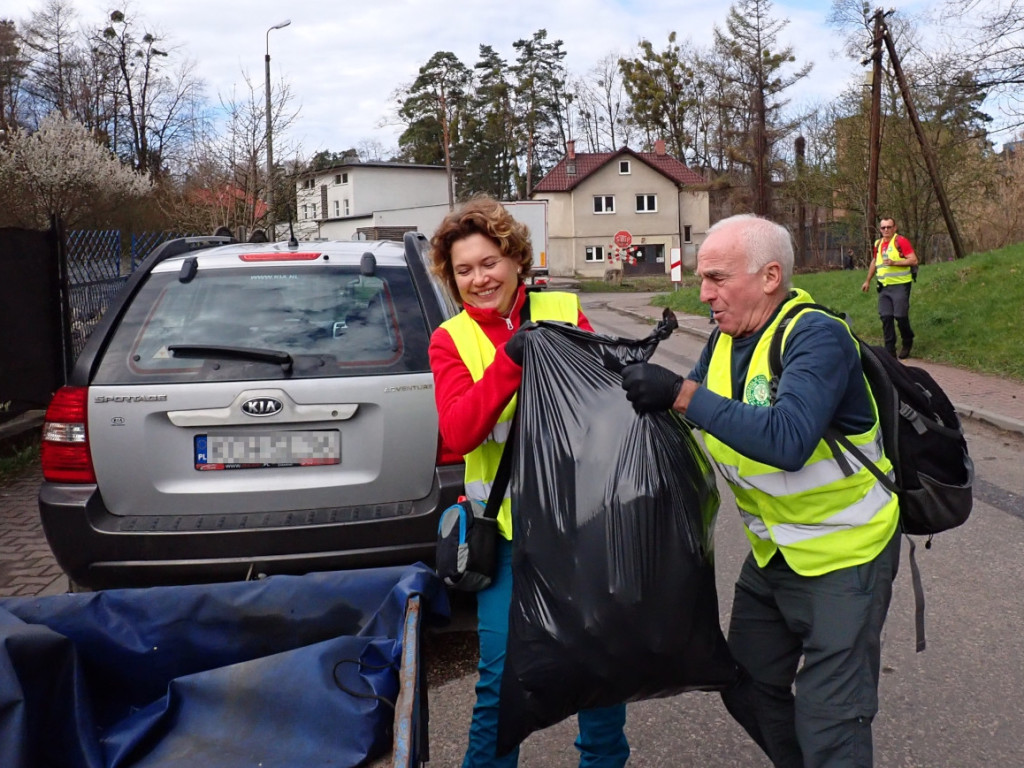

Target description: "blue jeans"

left=463, top=538, right=630, bottom=768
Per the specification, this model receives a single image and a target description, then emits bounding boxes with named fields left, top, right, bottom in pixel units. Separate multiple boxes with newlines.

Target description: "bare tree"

left=21, top=0, right=79, bottom=118
left=90, top=8, right=203, bottom=177
left=165, top=69, right=296, bottom=236
left=935, top=0, right=1024, bottom=134
left=571, top=52, right=637, bottom=152
left=0, top=19, right=29, bottom=136
left=20, top=0, right=120, bottom=139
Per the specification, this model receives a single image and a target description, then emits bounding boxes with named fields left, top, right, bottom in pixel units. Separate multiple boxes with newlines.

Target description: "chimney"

left=567, top=139, right=576, bottom=160
left=654, top=139, right=666, bottom=156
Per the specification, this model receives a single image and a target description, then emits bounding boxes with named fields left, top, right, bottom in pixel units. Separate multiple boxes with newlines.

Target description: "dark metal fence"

left=66, top=230, right=192, bottom=359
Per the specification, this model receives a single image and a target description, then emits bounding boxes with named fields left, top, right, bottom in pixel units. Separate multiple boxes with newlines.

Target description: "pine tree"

left=711, top=0, right=811, bottom=216
left=397, top=51, right=472, bottom=209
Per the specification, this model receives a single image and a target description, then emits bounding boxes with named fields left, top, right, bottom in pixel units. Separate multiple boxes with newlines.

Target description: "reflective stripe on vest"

left=702, top=289, right=899, bottom=576
left=715, top=429, right=888, bottom=495
left=875, top=237, right=912, bottom=284
left=441, top=291, right=581, bottom=540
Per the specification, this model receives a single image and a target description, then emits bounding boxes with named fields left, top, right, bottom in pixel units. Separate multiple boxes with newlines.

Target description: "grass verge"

left=649, top=245, right=1024, bottom=382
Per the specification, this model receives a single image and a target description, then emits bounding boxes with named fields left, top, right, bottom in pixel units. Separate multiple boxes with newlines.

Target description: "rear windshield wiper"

left=168, top=344, right=294, bottom=373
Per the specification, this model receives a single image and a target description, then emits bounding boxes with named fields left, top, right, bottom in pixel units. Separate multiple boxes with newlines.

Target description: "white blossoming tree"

left=0, top=113, right=152, bottom=229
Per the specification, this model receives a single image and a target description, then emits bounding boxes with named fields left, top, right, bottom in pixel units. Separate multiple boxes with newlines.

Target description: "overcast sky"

left=36, top=0, right=951, bottom=159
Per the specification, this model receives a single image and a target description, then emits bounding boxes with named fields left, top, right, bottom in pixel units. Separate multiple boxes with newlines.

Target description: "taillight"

left=41, top=386, right=96, bottom=483
left=436, top=434, right=463, bottom=466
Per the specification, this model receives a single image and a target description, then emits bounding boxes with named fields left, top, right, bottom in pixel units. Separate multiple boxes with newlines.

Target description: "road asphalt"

left=2, top=286, right=1023, bottom=766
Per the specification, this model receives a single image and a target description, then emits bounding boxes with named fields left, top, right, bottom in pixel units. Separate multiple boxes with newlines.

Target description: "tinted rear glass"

left=93, top=264, right=431, bottom=384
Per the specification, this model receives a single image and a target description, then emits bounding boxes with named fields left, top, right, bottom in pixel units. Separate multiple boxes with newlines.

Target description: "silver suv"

left=38, top=233, right=464, bottom=590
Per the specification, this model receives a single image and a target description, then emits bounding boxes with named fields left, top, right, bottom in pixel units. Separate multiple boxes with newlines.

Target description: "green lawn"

left=582, top=245, right=1024, bottom=382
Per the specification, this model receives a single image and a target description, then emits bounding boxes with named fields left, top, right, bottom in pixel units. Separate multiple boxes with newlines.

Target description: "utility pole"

left=880, top=19, right=965, bottom=260
left=865, top=10, right=885, bottom=255
left=865, top=8, right=966, bottom=260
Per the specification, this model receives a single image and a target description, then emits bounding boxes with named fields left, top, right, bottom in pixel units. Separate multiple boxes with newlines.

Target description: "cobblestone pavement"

left=0, top=467, right=66, bottom=597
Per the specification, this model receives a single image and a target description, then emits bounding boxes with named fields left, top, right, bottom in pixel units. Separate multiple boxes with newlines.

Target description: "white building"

left=292, top=161, right=451, bottom=241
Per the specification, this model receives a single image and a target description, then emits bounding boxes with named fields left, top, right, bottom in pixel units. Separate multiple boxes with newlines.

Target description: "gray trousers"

left=877, top=283, right=913, bottom=352
left=721, top=532, right=900, bottom=768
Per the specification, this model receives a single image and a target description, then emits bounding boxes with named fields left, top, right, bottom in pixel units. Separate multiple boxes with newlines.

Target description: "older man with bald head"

left=621, top=214, right=901, bottom=768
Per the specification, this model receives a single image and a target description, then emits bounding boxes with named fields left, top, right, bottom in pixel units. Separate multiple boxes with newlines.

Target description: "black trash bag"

left=497, top=309, right=737, bottom=755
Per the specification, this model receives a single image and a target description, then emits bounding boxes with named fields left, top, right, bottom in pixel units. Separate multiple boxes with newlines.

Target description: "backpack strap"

left=767, top=301, right=927, bottom=651
left=767, top=301, right=835, bottom=404
left=482, top=419, right=517, bottom=520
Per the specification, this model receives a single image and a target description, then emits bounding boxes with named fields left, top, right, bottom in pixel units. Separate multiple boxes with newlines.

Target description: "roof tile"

left=534, top=147, right=705, bottom=192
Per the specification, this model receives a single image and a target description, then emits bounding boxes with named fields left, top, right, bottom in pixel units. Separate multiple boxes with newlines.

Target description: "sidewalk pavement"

left=601, top=290, right=1024, bottom=439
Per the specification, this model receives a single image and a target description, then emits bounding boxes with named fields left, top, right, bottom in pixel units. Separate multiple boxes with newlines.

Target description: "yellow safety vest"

left=442, top=291, right=581, bottom=539
left=875, top=237, right=913, bottom=285
left=702, top=290, right=899, bottom=576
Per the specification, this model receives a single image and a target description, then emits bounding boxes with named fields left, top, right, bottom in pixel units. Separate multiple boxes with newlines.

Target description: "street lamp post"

left=265, top=19, right=291, bottom=241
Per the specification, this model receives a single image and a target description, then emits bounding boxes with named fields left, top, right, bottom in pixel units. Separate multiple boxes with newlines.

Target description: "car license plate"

left=195, top=431, right=341, bottom=470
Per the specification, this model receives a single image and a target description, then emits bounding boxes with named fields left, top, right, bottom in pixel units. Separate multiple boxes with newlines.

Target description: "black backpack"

left=769, top=302, right=974, bottom=650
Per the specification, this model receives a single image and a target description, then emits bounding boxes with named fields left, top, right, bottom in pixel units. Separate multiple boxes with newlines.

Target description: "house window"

left=636, top=194, right=657, bottom=213
left=619, top=160, right=630, bottom=174
left=311, top=203, right=317, bottom=219
left=593, top=195, right=615, bottom=214
left=585, top=245, right=605, bottom=262
left=343, top=199, right=350, bottom=216
left=342, top=172, right=348, bottom=183
left=302, top=178, right=315, bottom=190
left=334, top=174, right=342, bottom=184
left=684, top=225, right=692, bottom=243
left=301, top=204, right=308, bottom=219
left=334, top=200, right=340, bottom=217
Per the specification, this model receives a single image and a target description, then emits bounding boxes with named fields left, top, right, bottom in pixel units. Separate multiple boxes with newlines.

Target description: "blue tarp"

left=0, top=564, right=448, bottom=768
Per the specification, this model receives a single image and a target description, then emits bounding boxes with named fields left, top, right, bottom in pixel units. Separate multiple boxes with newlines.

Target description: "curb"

left=0, top=411, right=44, bottom=458
left=952, top=405, right=1024, bottom=437
left=610, top=305, right=1024, bottom=439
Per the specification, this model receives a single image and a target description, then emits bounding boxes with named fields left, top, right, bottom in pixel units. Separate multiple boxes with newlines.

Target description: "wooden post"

left=881, top=24, right=966, bottom=260
left=866, top=10, right=884, bottom=255
left=795, top=136, right=807, bottom=268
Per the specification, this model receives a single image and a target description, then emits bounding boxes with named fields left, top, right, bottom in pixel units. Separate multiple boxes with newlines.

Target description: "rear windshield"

left=92, top=264, right=431, bottom=383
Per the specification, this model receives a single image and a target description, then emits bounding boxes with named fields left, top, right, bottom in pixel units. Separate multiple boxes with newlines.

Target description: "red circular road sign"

left=613, top=230, right=632, bottom=248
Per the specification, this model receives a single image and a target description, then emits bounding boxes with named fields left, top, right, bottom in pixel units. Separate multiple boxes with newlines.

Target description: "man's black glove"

left=504, top=325, right=533, bottom=366
left=621, top=362, right=683, bottom=413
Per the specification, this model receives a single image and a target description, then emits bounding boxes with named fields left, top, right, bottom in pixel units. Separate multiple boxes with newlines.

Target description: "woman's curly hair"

left=429, top=196, right=533, bottom=304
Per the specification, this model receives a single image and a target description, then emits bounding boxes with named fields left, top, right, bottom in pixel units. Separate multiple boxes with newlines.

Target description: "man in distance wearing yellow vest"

left=620, top=214, right=901, bottom=768
left=860, top=217, right=918, bottom=359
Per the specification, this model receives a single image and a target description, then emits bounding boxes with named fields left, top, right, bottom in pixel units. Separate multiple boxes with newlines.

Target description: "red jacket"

left=428, top=284, right=593, bottom=456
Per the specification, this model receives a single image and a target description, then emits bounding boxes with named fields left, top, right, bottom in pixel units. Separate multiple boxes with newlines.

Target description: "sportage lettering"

left=94, top=394, right=168, bottom=403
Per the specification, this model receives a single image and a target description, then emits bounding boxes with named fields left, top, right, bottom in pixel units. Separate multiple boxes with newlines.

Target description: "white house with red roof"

left=531, top=140, right=709, bottom=278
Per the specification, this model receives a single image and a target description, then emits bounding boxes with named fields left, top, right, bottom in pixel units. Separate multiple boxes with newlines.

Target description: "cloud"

left=50, top=0, right=921, bottom=156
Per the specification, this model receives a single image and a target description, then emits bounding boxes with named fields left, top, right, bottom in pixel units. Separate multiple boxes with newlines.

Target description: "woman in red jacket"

left=428, top=197, right=629, bottom=768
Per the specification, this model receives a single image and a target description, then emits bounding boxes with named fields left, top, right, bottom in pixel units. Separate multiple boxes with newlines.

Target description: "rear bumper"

left=38, top=464, right=464, bottom=590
